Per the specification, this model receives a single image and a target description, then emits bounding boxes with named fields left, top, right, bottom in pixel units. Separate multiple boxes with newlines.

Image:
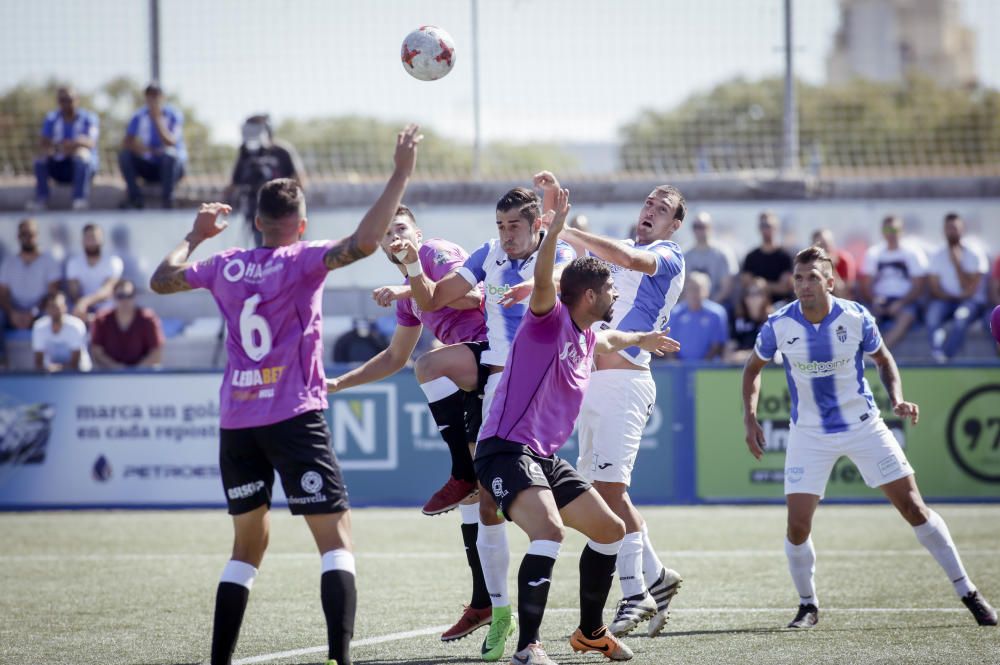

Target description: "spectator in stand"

left=859, top=215, right=927, bottom=350
left=742, top=211, right=794, bottom=305
left=27, top=86, right=100, bottom=212
left=727, top=277, right=773, bottom=363
left=90, top=279, right=164, bottom=369
left=686, top=211, right=738, bottom=306
left=66, top=223, right=123, bottom=320
left=666, top=272, right=728, bottom=361
left=568, top=214, right=590, bottom=232
left=0, top=219, right=61, bottom=332
left=811, top=228, right=857, bottom=298
left=225, top=114, right=307, bottom=247
left=118, top=82, right=187, bottom=209
left=926, top=213, right=988, bottom=362
left=32, top=292, right=91, bottom=373
left=332, top=318, right=389, bottom=363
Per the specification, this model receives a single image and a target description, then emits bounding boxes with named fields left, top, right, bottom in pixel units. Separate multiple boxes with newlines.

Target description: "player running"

left=149, top=124, right=423, bottom=665
left=742, top=245, right=998, bottom=629
left=556, top=175, right=686, bottom=637
left=475, top=187, right=678, bottom=665
left=327, top=205, right=495, bottom=643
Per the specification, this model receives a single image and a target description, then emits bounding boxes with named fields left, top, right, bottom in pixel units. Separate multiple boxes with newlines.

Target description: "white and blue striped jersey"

left=598, top=239, right=685, bottom=368
left=457, top=235, right=575, bottom=366
left=754, top=298, right=883, bottom=434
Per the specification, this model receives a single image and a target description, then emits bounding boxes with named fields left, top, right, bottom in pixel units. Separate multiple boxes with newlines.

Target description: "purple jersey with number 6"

left=186, top=240, right=334, bottom=429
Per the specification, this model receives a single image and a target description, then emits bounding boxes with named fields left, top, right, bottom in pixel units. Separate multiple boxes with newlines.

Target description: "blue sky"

left=2, top=0, right=997, bottom=144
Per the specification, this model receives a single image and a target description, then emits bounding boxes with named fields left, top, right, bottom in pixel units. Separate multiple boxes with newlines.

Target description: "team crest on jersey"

left=433, top=251, right=448, bottom=266
left=836, top=324, right=847, bottom=343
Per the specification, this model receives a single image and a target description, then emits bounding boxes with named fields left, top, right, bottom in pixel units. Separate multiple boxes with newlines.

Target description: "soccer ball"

left=401, top=26, right=456, bottom=81
left=991, top=305, right=1000, bottom=345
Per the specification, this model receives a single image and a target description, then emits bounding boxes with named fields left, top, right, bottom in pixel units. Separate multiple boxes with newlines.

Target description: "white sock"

left=219, top=559, right=258, bottom=590
left=459, top=502, right=479, bottom=525
left=419, top=376, right=460, bottom=402
left=785, top=536, right=818, bottom=607
left=617, top=531, right=646, bottom=598
left=640, top=522, right=665, bottom=588
left=321, top=548, right=356, bottom=576
left=913, top=510, right=975, bottom=597
left=477, top=521, right=510, bottom=607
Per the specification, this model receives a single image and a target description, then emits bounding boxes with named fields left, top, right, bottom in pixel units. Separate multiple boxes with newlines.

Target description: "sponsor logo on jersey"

left=230, top=366, right=286, bottom=388
left=793, top=357, right=853, bottom=375
left=222, top=257, right=285, bottom=284
left=227, top=480, right=266, bottom=500
left=559, top=341, right=584, bottom=366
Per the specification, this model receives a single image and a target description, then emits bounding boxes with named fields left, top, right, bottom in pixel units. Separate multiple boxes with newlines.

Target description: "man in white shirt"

left=925, top=213, right=988, bottom=362
left=32, top=292, right=91, bottom=373
left=65, top=223, right=123, bottom=319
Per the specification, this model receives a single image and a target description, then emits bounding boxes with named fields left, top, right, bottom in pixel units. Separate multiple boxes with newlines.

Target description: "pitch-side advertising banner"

left=695, top=367, right=1000, bottom=501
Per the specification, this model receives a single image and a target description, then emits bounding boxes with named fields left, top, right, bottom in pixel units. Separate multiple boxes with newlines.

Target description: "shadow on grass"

left=286, top=659, right=481, bottom=665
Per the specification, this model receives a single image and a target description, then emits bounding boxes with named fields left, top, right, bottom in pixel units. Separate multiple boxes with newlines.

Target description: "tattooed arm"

left=150, top=203, right=231, bottom=294
left=324, top=124, right=423, bottom=271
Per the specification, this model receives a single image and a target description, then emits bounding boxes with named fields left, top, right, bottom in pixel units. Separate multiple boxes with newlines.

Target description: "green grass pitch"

left=2, top=505, right=998, bottom=664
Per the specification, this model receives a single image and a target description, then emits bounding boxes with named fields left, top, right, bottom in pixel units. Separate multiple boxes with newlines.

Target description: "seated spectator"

left=742, top=211, right=794, bottom=305
left=225, top=114, right=306, bottom=247
left=66, top=223, right=123, bottom=320
left=665, top=272, right=728, bottom=361
left=727, top=277, right=773, bottom=363
left=811, top=228, right=857, bottom=298
left=0, top=219, right=61, bottom=332
left=859, top=215, right=927, bottom=349
left=26, top=86, right=99, bottom=212
left=90, top=279, right=164, bottom=369
left=32, top=292, right=91, bottom=373
left=926, top=213, right=988, bottom=362
left=686, top=211, right=738, bottom=306
left=333, top=318, right=389, bottom=363
left=118, top=82, right=186, bottom=209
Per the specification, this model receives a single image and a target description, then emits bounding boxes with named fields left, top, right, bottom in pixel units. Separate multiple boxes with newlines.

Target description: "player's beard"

left=601, top=303, right=614, bottom=323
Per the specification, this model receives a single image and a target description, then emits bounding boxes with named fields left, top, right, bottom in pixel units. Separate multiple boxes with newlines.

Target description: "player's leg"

left=304, top=511, right=357, bottom=665
left=415, top=343, right=480, bottom=514
left=476, top=481, right=513, bottom=660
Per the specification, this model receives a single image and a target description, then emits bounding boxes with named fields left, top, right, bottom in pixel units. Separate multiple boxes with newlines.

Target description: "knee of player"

left=413, top=353, right=442, bottom=382
left=786, top=519, right=812, bottom=544
left=898, top=496, right=930, bottom=525
left=536, top=523, right=565, bottom=543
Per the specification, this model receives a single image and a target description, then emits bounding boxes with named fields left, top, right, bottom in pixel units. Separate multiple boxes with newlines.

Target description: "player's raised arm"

left=595, top=327, right=679, bottom=356
left=561, top=227, right=659, bottom=276
left=324, top=124, right=423, bottom=271
left=390, top=237, right=477, bottom=312
left=741, top=352, right=769, bottom=459
left=149, top=202, right=231, bottom=294
left=529, top=188, right=570, bottom=315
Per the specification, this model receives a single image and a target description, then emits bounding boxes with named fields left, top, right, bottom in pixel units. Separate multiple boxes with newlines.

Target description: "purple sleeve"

left=521, top=299, right=563, bottom=342
left=299, top=240, right=336, bottom=281
left=395, top=299, right=421, bottom=328
left=185, top=254, right=220, bottom=291
left=423, top=240, right=469, bottom=282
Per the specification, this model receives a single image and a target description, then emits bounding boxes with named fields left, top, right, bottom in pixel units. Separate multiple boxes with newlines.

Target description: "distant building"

left=827, top=0, right=976, bottom=88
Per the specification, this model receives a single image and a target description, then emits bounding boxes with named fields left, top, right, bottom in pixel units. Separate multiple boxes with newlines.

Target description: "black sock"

left=462, top=522, right=490, bottom=608
left=321, top=570, right=357, bottom=665
left=210, top=582, right=250, bottom=665
left=579, top=544, right=617, bottom=635
left=516, top=554, right=557, bottom=651
left=427, top=391, right=475, bottom=482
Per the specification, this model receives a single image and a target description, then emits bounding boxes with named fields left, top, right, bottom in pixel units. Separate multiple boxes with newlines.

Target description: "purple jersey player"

left=149, top=124, right=423, bottom=665
left=473, top=188, right=679, bottom=665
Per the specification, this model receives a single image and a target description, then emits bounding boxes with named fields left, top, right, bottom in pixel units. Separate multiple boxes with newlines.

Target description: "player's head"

left=943, top=212, right=964, bottom=246
left=881, top=215, right=903, bottom=247
left=496, top=187, right=543, bottom=259
left=82, top=223, right=103, bottom=257
left=792, top=245, right=836, bottom=307
left=381, top=205, right=422, bottom=265
left=255, top=178, right=307, bottom=244
left=560, top=256, right=616, bottom=323
left=636, top=185, right=685, bottom=245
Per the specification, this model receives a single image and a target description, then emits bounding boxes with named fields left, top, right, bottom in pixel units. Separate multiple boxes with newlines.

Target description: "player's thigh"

left=476, top=446, right=555, bottom=528
left=560, top=487, right=626, bottom=545
left=414, top=342, right=479, bottom=391
left=220, top=426, right=275, bottom=515
left=845, top=419, right=914, bottom=489
left=508, top=486, right=564, bottom=542
left=577, top=371, right=653, bottom=486
left=784, top=426, right=841, bottom=499
left=304, top=510, right=353, bottom=553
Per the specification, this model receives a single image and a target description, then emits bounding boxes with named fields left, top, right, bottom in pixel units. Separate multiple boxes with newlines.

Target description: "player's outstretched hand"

left=326, top=378, right=342, bottom=394
left=394, top=124, right=424, bottom=176
left=533, top=170, right=560, bottom=191
left=389, top=238, right=419, bottom=265
left=372, top=285, right=408, bottom=307
left=744, top=417, right=766, bottom=460
left=546, top=188, right=571, bottom=237
left=893, top=400, right=919, bottom=426
left=500, top=281, right=534, bottom=308
left=637, top=327, right=680, bottom=356
left=191, top=202, right=232, bottom=240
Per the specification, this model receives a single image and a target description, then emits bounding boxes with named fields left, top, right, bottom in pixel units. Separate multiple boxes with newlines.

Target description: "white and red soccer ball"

left=401, top=26, right=456, bottom=81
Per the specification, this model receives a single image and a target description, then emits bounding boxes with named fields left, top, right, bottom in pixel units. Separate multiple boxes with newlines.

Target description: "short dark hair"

left=795, top=245, right=834, bottom=275
left=257, top=178, right=305, bottom=224
left=394, top=205, right=416, bottom=224
left=653, top=185, right=686, bottom=222
left=114, top=279, right=136, bottom=297
left=496, top=187, right=541, bottom=223
left=944, top=212, right=962, bottom=224
left=882, top=214, right=902, bottom=227
left=144, top=82, right=163, bottom=96
left=82, top=223, right=99, bottom=235
left=559, top=256, right=611, bottom=307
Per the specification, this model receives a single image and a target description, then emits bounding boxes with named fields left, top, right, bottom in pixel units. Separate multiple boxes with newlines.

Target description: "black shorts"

left=219, top=410, right=350, bottom=516
left=462, top=340, right=491, bottom=442
left=474, top=436, right=590, bottom=520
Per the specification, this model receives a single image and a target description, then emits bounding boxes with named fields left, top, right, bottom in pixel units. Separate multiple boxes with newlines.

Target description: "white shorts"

left=576, top=369, right=655, bottom=486
left=784, top=416, right=914, bottom=498
left=481, top=372, right=502, bottom=428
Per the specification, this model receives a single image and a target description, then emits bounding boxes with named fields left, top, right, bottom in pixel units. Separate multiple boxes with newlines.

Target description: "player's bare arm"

left=561, top=227, right=659, bottom=275
left=869, top=344, right=919, bottom=425
left=595, top=328, right=679, bottom=356
left=150, top=202, right=232, bottom=294
left=741, top=352, right=769, bottom=459
left=391, top=238, right=472, bottom=311
left=325, top=124, right=423, bottom=271
left=327, top=323, right=422, bottom=394
left=529, top=188, right=571, bottom=316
